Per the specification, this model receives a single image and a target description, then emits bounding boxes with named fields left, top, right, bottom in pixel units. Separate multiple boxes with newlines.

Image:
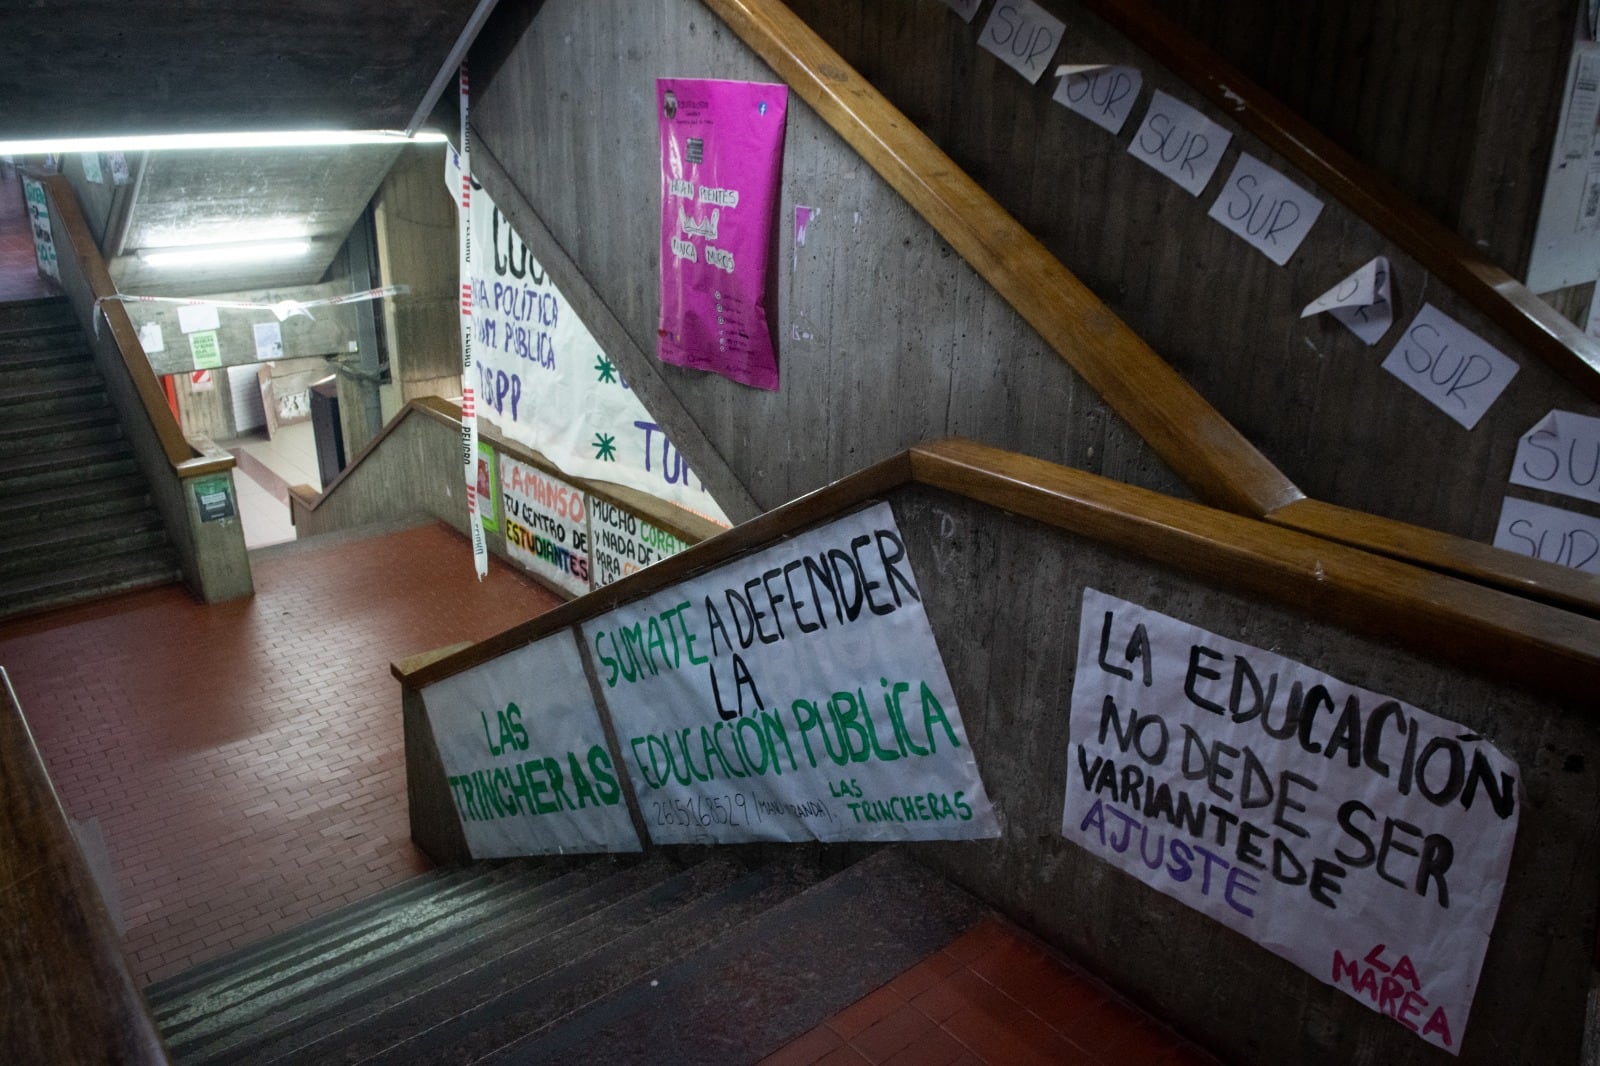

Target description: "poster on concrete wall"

left=21, top=177, right=59, bottom=281
left=422, top=632, right=642, bottom=857
left=445, top=151, right=729, bottom=528
left=657, top=77, right=789, bottom=391
left=500, top=455, right=591, bottom=596
left=582, top=502, right=999, bottom=846
left=1062, top=588, right=1521, bottom=1054
left=587, top=494, right=689, bottom=588
left=478, top=441, right=501, bottom=535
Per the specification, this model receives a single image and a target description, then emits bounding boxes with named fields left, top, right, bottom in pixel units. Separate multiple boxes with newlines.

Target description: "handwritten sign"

left=1493, top=496, right=1600, bottom=573
left=422, top=633, right=642, bottom=857
left=501, top=456, right=590, bottom=596
left=943, top=0, right=982, bottom=21
left=1207, top=152, right=1324, bottom=266
left=1381, top=304, right=1518, bottom=430
left=1301, top=256, right=1394, bottom=346
left=979, top=0, right=1065, bottom=84
left=588, top=495, right=689, bottom=588
left=1052, top=64, right=1144, bottom=135
left=1128, top=90, right=1233, bottom=197
left=583, top=503, right=998, bottom=845
left=21, top=177, right=59, bottom=281
left=1509, top=410, right=1600, bottom=504
left=1063, top=589, right=1518, bottom=1053
left=446, top=151, right=727, bottom=525
left=658, top=78, right=788, bottom=391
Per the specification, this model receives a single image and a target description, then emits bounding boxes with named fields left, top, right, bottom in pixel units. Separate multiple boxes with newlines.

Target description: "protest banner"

left=501, top=456, right=590, bottom=596
left=1062, top=589, right=1520, bottom=1053
left=583, top=502, right=998, bottom=845
left=422, top=633, right=640, bottom=857
left=587, top=494, right=689, bottom=588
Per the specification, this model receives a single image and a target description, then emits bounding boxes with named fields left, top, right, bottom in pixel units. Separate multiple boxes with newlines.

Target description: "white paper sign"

left=1128, top=90, right=1233, bottom=197
left=1207, top=152, right=1325, bottom=266
left=106, top=151, right=131, bottom=186
left=1301, top=256, right=1394, bottom=346
left=422, top=633, right=642, bottom=857
left=588, top=495, right=689, bottom=588
left=583, top=503, right=998, bottom=846
left=1063, top=589, right=1519, bottom=1054
left=1493, top=496, right=1600, bottom=573
left=253, top=320, right=283, bottom=361
left=501, top=456, right=591, bottom=596
left=21, top=177, right=59, bottom=281
left=979, top=0, right=1066, bottom=84
left=1509, top=409, right=1600, bottom=504
left=1052, top=64, right=1144, bottom=135
left=81, top=152, right=103, bottom=184
left=943, top=0, right=982, bottom=21
left=177, top=303, right=221, bottom=335
left=447, top=152, right=728, bottom=527
left=1381, top=304, right=1519, bottom=430
left=137, top=321, right=166, bottom=354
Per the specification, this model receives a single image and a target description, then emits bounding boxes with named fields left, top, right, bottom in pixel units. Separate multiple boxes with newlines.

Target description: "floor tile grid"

left=761, top=918, right=1224, bottom=1066
left=0, top=521, right=562, bottom=984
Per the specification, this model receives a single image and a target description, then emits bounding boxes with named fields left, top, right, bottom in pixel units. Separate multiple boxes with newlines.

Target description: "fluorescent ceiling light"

left=0, top=129, right=448, bottom=155
left=140, top=239, right=312, bottom=268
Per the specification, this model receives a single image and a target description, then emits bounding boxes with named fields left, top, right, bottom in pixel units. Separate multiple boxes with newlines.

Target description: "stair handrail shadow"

left=0, top=667, right=169, bottom=1065
left=395, top=438, right=1600, bottom=706
left=626, top=0, right=1600, bottom=621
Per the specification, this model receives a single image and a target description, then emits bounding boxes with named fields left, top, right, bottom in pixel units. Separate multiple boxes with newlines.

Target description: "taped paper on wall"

left=1509, top=410, right=1600, bottom=504
left=1052, top=64, right=1143, bottom=135
left=1301, top=256, right=1394, bottom=346
left=1207, top=152, right=1325, bottom=266
left=1493, top=496, right=1600, bottom=573
left=1380, top=304, right=1518, bottom=430
left=1128, top=90, right=1233, bottom=197
left=979, top=0, right=1066, bottom=84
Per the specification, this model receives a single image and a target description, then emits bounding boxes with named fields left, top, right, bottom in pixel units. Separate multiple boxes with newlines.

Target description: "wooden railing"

left=399, top=439, right=1600, bottom=704
left=690, top=0, right=1600, bottom=621
left=0, top=668, right=169, bottom=1064
left=1080, top=0, right=1600, bottom=403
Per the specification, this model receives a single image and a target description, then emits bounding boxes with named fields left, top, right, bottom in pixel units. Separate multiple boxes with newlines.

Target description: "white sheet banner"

left=446, top=153, right=729, bottom=529
left=1062, top=589, right=1519, bottom=1054
left=422, top=633, right=641, bottom=857
left=588, top=494, right=689, bottom=588
left=583, top=502, right=998, bottom=845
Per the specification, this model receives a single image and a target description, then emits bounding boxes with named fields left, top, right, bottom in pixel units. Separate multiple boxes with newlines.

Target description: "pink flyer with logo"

left=658, top=78, right=788, bottom=391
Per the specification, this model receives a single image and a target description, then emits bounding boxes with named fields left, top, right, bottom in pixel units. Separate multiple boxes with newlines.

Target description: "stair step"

left=0, top=352, right=97, bottom=387
left=0, top=544, right=179, bottom=621
left=152, top=858, right=592, bottom=1026
left=160, top=855, right=669, bottom=1062
left=0, top=379, right=110, bottom=420
left=492, top=850, right=988, bottom=1064
left=0, top=512, right=168, bottom=579
left=0, top=418, right=123, bottom=460
left=0, top=474, right=148, bottom=524
left=0, top=443, right=138, bottom=497
left=0, top=487, right=151, bottom=542
left=0, top=342, right=93, bottom=372
left=352, top=853, right=835, bottom=1066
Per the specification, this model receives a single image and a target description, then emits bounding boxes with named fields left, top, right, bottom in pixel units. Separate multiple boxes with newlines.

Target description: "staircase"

left=0, top=296, right=179, bottom=620
left=146, top=849, right=986, bottom=1065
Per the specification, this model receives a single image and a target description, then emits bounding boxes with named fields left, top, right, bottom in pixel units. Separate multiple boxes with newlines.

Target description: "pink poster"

left=658, top=78, right=788, bottom=391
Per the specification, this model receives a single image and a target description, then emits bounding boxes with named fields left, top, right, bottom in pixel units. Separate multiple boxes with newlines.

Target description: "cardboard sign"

left=500, top=456, right=590, bottom=596
left=583, top=503, right=999, bottom=845
left=1381, top=304, right=1518, bottom=430
left=587, top=495, right=689, bottom=588
left=422, top=632, right=642, bottom=857
left=1063, top=589, right=1519, bottom=1054
left=658, top=78, right=789, bottom=391
left=1129, top=90, right=1233, bottom=197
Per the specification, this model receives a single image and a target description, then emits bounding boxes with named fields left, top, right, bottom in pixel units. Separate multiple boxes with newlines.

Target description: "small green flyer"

left=190, top=330, right=222, bottom=370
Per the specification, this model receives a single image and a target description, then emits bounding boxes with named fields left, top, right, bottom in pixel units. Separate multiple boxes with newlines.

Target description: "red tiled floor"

left=0, top=520, right=562, bottom=985
left=762, top=919, right=1226, bottom=1066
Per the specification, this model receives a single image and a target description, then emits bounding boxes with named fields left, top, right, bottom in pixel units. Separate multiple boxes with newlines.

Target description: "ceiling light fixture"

left=139, top=239, right=313, bottom=269
left=0, top=129, right=448, bottom=156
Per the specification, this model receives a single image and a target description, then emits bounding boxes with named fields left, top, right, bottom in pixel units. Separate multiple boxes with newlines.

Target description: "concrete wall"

left=468, top=0, right=1184, bottom=515
left=777, top=0, right=1600, bottom=546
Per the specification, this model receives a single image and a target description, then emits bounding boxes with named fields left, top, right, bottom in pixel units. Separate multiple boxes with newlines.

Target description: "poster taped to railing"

left=422, top=632, right=641, bottom=857
left=1061, top=588, right=1520, bottom=1054
left=583, top=502, right=999, bottom=845
left=500, top=456, right=590, bottom=597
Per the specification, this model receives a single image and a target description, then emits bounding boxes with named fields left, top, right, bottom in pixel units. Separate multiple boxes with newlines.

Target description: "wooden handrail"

left=699, top=0, right=1302, bottom=520
left=1078, top=0, right=1600, bottom=403
left=396, top=438, right=1600, bottom=706
left=0, top=669, right=169, bottom=1064
left=293, top=395, right=725, bottom=548
left=40, top=175, right=202, bottom=470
